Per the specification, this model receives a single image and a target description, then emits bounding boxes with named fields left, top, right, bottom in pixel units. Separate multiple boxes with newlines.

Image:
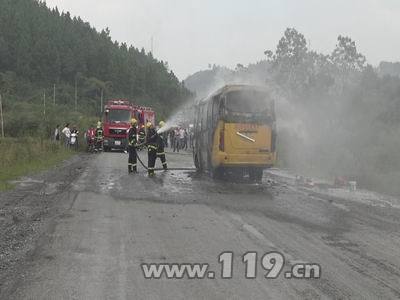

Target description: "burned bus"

left=193, top=85, right=277, bottom=181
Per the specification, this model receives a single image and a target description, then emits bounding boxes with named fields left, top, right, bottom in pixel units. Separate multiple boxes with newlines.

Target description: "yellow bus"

left=193, top=85, right=276, bottom=181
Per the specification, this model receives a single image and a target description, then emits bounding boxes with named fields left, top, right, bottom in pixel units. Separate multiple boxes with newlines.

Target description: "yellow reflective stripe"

left=162, top=162, right=167, bottom=165
left=148, top=145, right=157, bottom=150
left=157, top=152, right=165, bottom=155
left=128, top=163, right=137, bottom=166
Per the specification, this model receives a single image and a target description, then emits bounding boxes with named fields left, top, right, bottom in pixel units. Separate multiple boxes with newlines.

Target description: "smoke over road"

left=184, top=30, right=400, bottom=196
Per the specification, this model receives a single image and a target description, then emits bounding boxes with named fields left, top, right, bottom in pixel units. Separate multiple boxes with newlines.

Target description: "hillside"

left=0, top=0, right=192, bottom=136
left=378, top=61, right=400, bottom=78
left=184, top=61, right=271, bottom=100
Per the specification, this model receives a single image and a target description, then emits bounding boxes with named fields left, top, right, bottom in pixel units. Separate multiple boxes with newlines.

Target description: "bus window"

left=201, top=105, right=207, bottom=131
left=207, top=101, right=213, bottom=127
left=194, top=107, right=200, bottom=132
left=212, top=98, right=220, bottom=127
left=226, top=91, right=271, bottom=114
left=219, top=97, right=226, bottom=115
left=223, top=91, right=274, bottom=123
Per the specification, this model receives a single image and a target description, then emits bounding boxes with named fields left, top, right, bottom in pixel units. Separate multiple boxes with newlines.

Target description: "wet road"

left=7, top=151, right=400, bottom=299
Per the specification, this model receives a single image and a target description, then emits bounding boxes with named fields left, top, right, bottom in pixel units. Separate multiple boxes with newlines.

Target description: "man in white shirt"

left=62, top=123, right=71, bottom=147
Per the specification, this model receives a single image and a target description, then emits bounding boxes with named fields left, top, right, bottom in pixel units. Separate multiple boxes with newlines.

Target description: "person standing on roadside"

left=184, top=129, right=188, bottom=150
left=170, top=129, right=176, bottom=152
left=62, top=123, right=71, bottom=147
left=179, top=127, right=185, bottom=152
left=54, top=125, right=60, bottom=142
left=70, top=125, right=79, bottom=150
left=189, top=128, right=194, bottom=149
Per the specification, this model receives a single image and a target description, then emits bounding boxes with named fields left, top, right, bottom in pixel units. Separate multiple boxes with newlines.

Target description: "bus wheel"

left=249, top=168, right=263, bottom=183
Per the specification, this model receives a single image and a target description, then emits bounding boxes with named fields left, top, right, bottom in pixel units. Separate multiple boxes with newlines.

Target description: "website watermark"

left=141, top=251, right=321, bottom=280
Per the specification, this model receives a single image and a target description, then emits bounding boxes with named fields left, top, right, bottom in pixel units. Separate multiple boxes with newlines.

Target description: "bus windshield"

left=225, top=90, right=271, bottom=114
left=107, top=109, right=131, bottom=122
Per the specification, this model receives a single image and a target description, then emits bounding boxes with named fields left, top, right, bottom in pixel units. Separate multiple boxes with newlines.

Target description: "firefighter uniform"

left=95, top=122, right=104, bottom=151
left=138, top=125, right=146, bottom=150
left=157, top=121, right=168, bottom=170
left=128, top=119, right=138, bottom=173
left=146, top=123, right=158, bottom=176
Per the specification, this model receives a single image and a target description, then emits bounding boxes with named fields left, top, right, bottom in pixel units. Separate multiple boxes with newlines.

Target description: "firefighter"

left=95, top=121, right=104, bottom=151
left=157, top=121, right=168, bottom=170
left=127, top=118, right=138, bottom=173
left=146, top=122, right=158, bottom=177
left=138, top=124, right=146, bottom=150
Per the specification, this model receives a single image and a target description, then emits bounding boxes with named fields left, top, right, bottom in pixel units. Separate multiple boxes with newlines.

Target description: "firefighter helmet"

left=159, top=121, right=166, bottom=128
left=146, top=122, right=153, bottom=128
left=97, top=121, right=101, bottom=128
left=130, top=118, right=137, bottom=125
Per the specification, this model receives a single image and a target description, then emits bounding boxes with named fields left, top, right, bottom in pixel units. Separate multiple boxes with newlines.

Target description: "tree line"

left=0, top=0, right=192, bottom=137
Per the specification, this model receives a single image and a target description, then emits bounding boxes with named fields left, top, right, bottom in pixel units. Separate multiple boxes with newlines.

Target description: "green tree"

left=331, top=35, right=366, bottom=71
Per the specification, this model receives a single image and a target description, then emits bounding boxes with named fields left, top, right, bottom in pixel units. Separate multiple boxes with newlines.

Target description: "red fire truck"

left=102, top=99, right=155, bottom=151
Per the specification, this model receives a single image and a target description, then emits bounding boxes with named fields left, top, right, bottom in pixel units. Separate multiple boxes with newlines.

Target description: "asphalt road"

left=2, top=150, right=400, bottom=299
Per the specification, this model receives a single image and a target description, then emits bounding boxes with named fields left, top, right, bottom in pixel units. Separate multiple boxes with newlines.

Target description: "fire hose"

left=132, top=143, right=196, bottom=172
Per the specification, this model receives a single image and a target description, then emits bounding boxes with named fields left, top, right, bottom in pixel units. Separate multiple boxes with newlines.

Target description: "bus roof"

left=197, top=85, right=271, bottom=105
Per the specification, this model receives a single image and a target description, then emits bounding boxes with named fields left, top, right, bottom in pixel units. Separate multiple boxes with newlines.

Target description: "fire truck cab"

left=102, top=99, right=155, bottom=151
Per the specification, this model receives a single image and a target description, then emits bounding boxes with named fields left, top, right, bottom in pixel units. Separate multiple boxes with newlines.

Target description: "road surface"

left=1, top=150, right=400, bottom=299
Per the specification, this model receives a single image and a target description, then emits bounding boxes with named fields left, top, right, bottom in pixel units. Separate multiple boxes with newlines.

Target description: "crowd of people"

left=165, top=126, right=193, bottom=152
left=53, top=123, right=81, bottom=150
left=54, top=122, right=193, bottom=153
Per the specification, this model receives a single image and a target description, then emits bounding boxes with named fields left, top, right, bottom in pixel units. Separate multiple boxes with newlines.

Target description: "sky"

left=44, top=0, right=400, bottom=80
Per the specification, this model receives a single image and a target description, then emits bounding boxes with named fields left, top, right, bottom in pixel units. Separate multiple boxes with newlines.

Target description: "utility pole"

left=100, top=88, right=104, bottom=114
left=151, top=36, right=154, bottom=54
left=74, top=76, right=78, bottom=112
left=0, top=94, right=4, bottom=138
left=53, top=84, right=56, bottom=107
left=43, top=90, right=46, bottom=116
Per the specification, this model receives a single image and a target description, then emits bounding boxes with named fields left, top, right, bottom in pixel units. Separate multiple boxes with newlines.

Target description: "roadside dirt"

left=0, top=154, right=91, bottom=295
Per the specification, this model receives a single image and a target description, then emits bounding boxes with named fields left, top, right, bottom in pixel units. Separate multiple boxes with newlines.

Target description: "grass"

left=0, top=138, right=74, bottom=191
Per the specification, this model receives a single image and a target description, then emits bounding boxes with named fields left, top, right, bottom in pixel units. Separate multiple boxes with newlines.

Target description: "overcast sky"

left=45, top=0, right=400, bottom=80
